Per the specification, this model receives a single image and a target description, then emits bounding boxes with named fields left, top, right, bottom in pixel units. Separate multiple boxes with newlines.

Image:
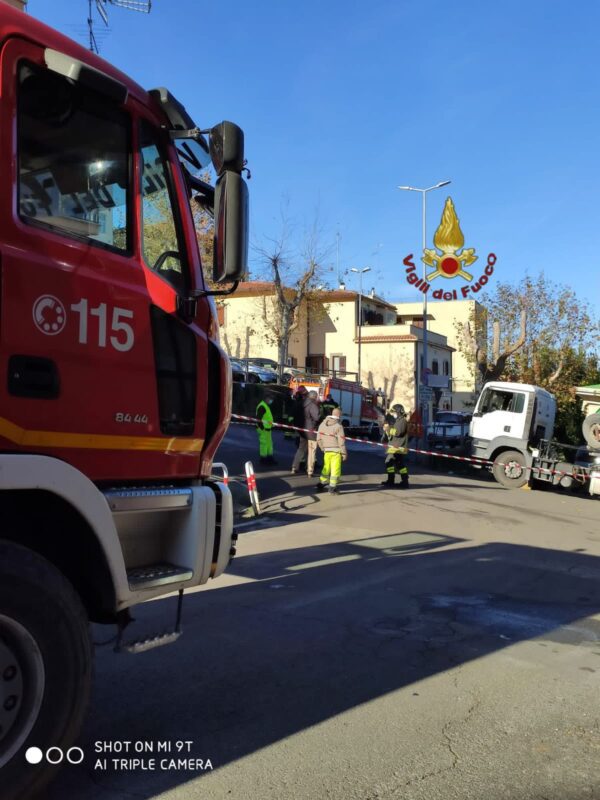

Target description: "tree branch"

left=548, top=354, right=565, bottom=385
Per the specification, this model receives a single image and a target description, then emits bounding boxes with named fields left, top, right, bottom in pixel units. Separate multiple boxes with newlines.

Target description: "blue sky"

left=27, top=0, right=600, bottom=314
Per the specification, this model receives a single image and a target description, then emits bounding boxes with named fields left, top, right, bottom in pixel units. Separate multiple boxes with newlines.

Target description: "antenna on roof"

left=109, top=0, right=152, bottom=10
left=87, top=0, right=152, bottom=54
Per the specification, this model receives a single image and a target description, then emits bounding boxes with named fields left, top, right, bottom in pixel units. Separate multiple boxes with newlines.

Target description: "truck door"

left=136, top=118, right=209, bottom=453
left=472, top=386, right=528, bottom=444
left=0, top=40, right=203, bottom=481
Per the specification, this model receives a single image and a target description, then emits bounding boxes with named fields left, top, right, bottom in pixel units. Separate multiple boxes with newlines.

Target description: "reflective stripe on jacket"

left=383, top=415, right=408, bottom=453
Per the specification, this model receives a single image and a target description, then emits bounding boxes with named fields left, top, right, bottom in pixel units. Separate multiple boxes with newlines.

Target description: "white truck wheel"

left=492, top=450, right=529, bottom=489
left=583, top=414, right=600, bottom=450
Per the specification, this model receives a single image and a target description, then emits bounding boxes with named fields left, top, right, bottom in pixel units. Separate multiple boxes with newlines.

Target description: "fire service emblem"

left=403, top=197, right=496, bottom=300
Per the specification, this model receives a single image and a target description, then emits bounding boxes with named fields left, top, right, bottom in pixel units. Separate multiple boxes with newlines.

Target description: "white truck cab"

left=470, top=382, right=556, bottom=487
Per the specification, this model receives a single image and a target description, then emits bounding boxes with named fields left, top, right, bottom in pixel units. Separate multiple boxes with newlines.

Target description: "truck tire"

left=0, top=541, right=93, bottom=800
left=583, top=414, right=600, bottom=450
left=492, top=450, right=529, bottom=489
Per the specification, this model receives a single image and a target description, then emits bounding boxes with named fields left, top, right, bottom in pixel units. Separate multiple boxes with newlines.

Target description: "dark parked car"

left=426, top=411, right=472, bottom=449
left=230, top=359, right=277, bottom=384
left=243, top=357, right=279, bottom=370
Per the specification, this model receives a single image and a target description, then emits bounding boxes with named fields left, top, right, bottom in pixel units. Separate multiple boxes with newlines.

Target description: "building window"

left=306, top=355, right=328, bottom=374
left=432, top=359, right=439, bottom=375
left=443, top=360, right=449, bottom=376
left=331, top=354, right=346, bottom=375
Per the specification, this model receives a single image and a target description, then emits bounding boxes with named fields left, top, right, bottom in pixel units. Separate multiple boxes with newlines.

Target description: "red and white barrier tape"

left=232, top=414, right=592, bottom=483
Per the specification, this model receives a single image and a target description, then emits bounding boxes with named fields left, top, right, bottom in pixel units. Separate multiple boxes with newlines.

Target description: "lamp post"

left=397, top=180, right=451, bottom=430
left=350, top=266, right=371, bottom=385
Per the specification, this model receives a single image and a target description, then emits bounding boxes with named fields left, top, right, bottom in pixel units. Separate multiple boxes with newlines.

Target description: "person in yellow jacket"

left=316, top=407, right=347, bottom=494
left=256, top=395, right=277, bottom=465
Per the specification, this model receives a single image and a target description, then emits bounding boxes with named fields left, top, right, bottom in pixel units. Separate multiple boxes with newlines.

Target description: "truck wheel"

left=0, top=541, right=93, bottom=800
left=583, top=414, right=600, bottom=450
left=492, top=450, right=529, bottom=489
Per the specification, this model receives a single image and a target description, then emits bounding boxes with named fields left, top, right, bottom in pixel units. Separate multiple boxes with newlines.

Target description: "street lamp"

left=397, top=180, right=451, bottom=430
left=350, top=266, right=371, bottom=385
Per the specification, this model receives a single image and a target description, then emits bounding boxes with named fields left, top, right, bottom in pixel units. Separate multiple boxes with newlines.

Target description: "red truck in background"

left=289, top=375, right=384, bottom=439
left=0, top=6, right=248, bottom=797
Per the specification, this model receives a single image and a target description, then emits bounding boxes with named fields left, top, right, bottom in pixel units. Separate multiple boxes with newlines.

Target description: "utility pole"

left=350, top=266, right=371, bottom=386
left=397, top=180, right=451, bottom=431
left=336, top=229, right=341, bottom=287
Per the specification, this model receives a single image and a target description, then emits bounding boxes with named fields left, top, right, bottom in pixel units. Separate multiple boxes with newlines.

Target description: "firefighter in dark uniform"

left=381, top=404, right=409, bottom=488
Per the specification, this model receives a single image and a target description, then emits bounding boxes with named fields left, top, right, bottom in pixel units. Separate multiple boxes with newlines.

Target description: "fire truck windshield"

left=18, top=63, right=129, bottom=251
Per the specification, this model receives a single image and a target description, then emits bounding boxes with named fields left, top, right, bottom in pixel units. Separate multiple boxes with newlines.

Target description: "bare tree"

left=461, top=307, right=527, bottom=383
left=255, top=213, right=330, bottom=375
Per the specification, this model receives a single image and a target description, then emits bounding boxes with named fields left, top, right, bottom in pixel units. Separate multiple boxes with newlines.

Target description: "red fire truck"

left=0, top=6, right=248, bottom=797
left=289, top=375, right=384, bottom=439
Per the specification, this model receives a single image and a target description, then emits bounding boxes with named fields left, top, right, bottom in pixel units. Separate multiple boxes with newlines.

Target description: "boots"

left=397, top=473, right=409, bottom=489
left=381, top=474, right=395, bottom=487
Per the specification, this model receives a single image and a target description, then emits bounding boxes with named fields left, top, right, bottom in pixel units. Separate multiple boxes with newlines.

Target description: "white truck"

left=469, top=381, right=600, bottom=494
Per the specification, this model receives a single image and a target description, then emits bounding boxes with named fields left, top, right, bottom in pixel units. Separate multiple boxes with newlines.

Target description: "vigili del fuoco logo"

left=403, top=197, right=496, bottom=300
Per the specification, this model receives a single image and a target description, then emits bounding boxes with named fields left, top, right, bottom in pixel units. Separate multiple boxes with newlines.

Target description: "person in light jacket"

left=316, top=407, right=347, bottom=494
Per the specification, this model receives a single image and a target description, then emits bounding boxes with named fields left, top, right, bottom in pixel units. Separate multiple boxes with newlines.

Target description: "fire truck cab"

left=0, top=6, right=248, bottom=797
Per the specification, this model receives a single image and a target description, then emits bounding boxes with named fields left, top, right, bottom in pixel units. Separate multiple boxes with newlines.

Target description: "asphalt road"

left=46, top=426, right=600, bottom=800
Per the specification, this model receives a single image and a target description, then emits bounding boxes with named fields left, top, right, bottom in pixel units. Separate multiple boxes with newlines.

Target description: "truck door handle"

left=504, top=425, right=511, bottom=433
left=7, top=355, right=60, bottom=399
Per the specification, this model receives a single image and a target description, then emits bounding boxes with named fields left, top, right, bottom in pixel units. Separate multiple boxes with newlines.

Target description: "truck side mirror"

left=209, top=121, right=244, bottom=175
left=213, top=170, right=249, bottom=283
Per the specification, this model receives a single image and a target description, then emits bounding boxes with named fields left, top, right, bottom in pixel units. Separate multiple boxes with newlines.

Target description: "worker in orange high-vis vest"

left=256, top=394, right=277, bottom=465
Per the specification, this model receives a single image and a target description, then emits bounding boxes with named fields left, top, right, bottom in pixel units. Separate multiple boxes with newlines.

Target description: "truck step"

left=127, top=562, right=193, bottom=590
left=116, top=589, right=184, bottom=655
left=119, top=631, right=182, bottom=654
left=104, top=486, right=193, bottom=513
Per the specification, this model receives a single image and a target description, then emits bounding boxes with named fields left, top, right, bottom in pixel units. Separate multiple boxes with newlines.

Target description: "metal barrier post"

left=244, top=461, right=261, bottom=516
left=211, top=462, right=229, bottom=485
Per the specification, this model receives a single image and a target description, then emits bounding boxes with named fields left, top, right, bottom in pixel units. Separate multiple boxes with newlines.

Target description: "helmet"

left=391, top=404, right=406, bottom=416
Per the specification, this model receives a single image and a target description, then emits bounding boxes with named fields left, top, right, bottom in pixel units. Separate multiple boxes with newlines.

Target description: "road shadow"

left=47, top=536, right=600, bottom=799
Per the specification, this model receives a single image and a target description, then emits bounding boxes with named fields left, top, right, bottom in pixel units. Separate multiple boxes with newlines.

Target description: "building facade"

left=395, top=299, right=485, bottom=409
left=219, top=283, right=475, bottom=416
left=217, top=282, right=308, bottom=366
left=306, top=289, right=454, bottom=413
